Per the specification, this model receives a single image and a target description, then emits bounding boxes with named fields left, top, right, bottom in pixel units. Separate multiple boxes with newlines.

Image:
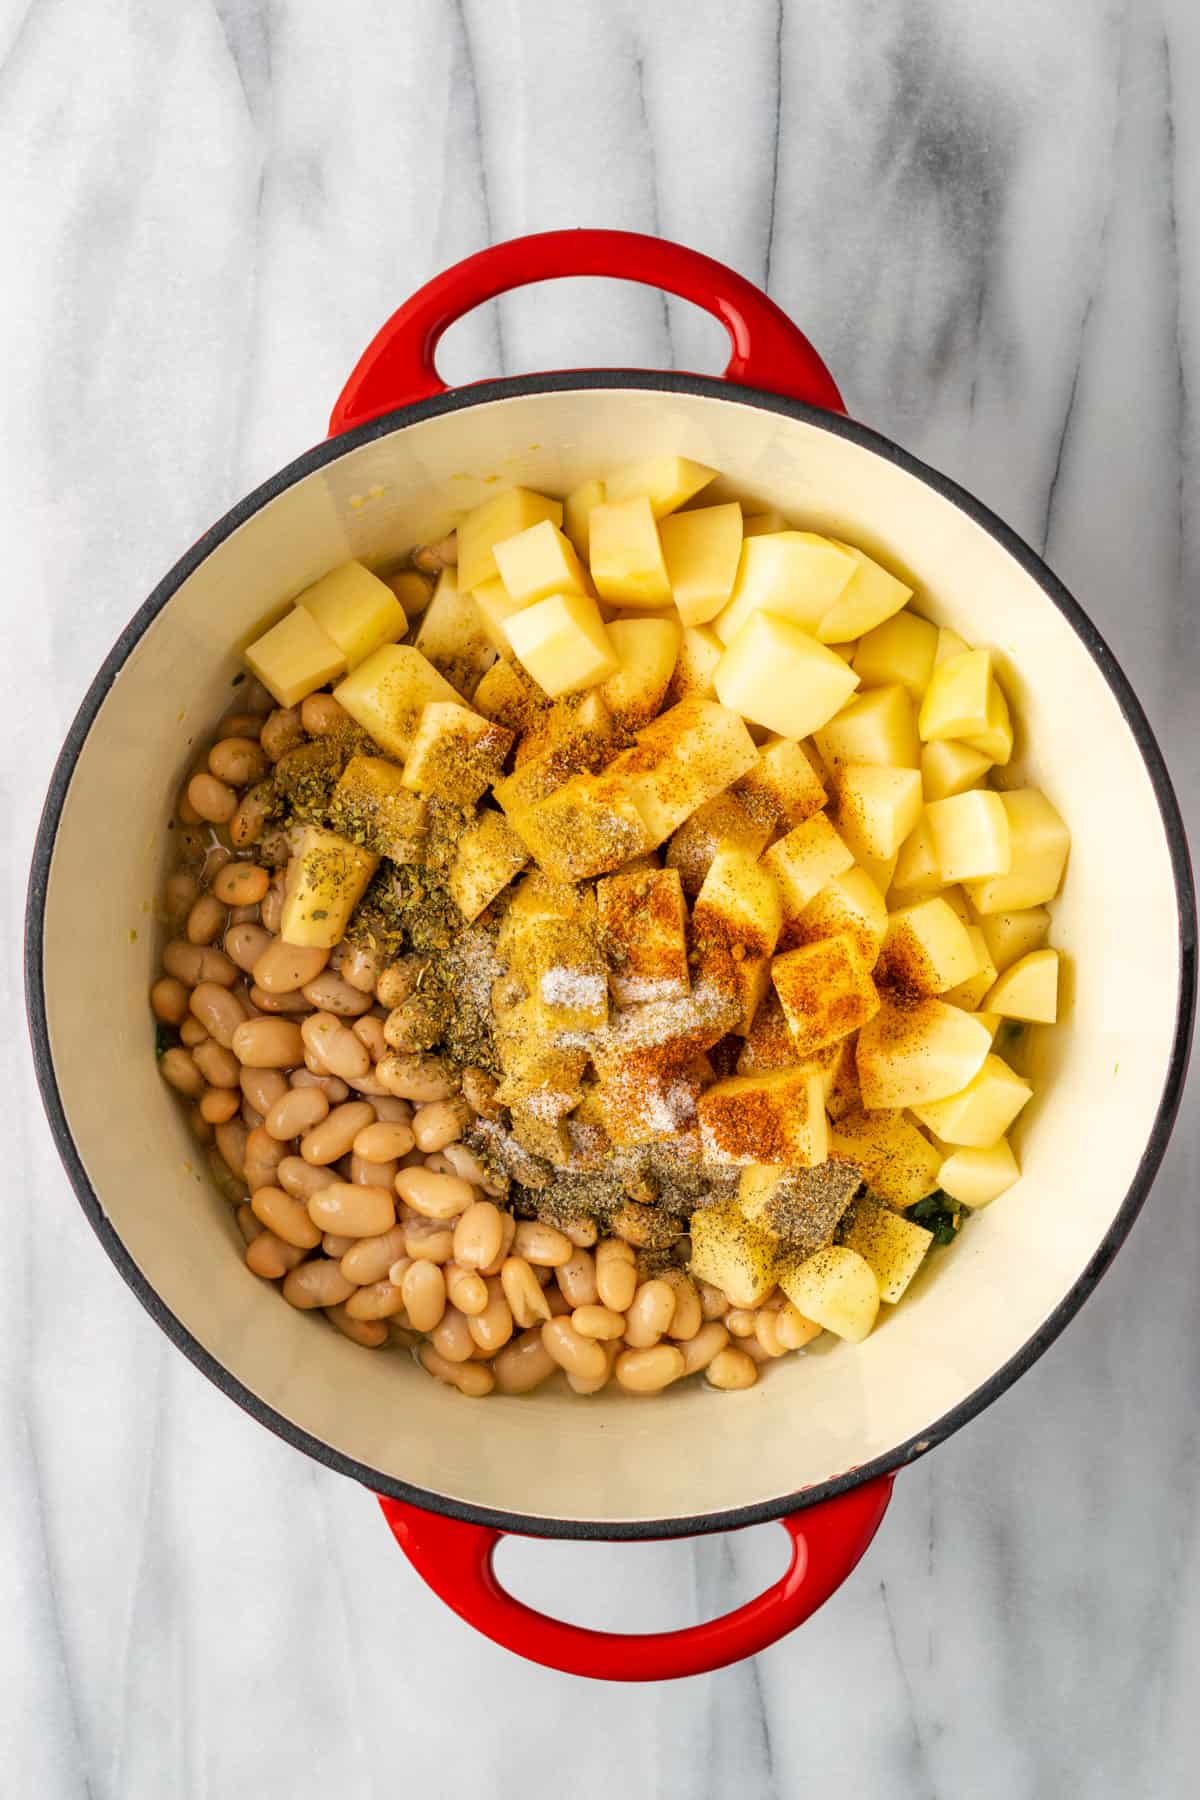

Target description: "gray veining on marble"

left=1, top=1, right=1197, bottom=1795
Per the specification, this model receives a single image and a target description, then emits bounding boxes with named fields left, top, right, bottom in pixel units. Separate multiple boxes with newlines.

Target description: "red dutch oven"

left=26, top=231, right=1196, bottom=1680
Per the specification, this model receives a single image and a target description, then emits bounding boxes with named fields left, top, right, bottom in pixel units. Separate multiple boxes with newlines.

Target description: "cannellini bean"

left=160, top=1047, right=204, bottom=1098
left=301, top=970, right=373, bottom=1017
left=241, top=1101, right=265, bottom=1131
left=236, top=1202, right=263, bottom=1245
left=754, top=1310, right=787, bottom=1359
left=451, top=1200, right=504, bottom=1271
left=187, top=1105, right=215, bottom=1144
left=225, top=922, right=274, bottom=974
left=227, top=903, right=261, bottom=926
left=348, top=1153, right=395, bottom=1189
left=282, top=1259, right=355, bottom=1309
left=512, top=1221, right=573, bottom=1268
left=376, top=1051, right=456, bottom=1102
left=541, top=1318, right=606, bottom=1382
left=439, top=1141, right=506, bottom=1197
left=492, top=1328, right=557, bottom=1394
left=192, top=1039, right=241, bottom=1089
left=291, top=1068, right=350, bottom=1102
left=566, top=1341, right=621, bottom=1396
left=430, top=1307, right=476, bottom=1362
left=266, top=1085, right=329, bottom=1141
left=260, top=706, right=304, bottom=760
left=706, top=1347, right=759, bottom=1390
left=445, top=1262, right=489, bottom=1316
left=249, top=983, right=313, bottom=1016
left=164, top=870, right=199, bottom=929
left=571, top=1304, right=625, bottom=1342
left=563, top=1218, right=599, bottom=1249
left=404, top=1220, right=454, bottom=1265
left=499, top=1256, right=551, bottom=1329
left=200, top=1087, right=241, bottom=1124
left=307, top=1181, right=395, bottom=1237
left=245, top=1231, right=306, bottom=1279
left=179, top=1016, right=208, bottom=1047
left=186, top=894, right=227, bottom=946
left=411, top=1097, right=471, bottom=1153
left=545, top=1285, right=572, bottom=1318
left=213, top=862, right=269, bottom=907
left=150, top=976, right=190, bottom=1024
left=209, top=737, right=267, bottom=787
left=595, top=1238, right=638, bottom=1312
left=261, top=877, right=285, bottom=933
left=187, top=771, right=237, bottom=823
left=163, top=940, right=238, bottom=987
left=301, top=1012, right=370, bottom=1081
left=352, top=1015, right=389, bottom=1061
left=480, top=1208, right=516, bottom=1277
left=254, top=940, right=329, bottom=995
left=776, top=1303, right=823, bottom=1350
left=229, top=784, right=275, bottom=850
left=466, top=1278, right=513, bottom=1353
left=277, top=1156, right=336, bottom=1202
left=624, top=1279, right=676, bottom=1349
left=662, top=1270, right=702, bottom=1343
left=339, top=1224, right=409, bottom=1285
left=698, top=1280, right=730, bottom=1321
left=345, top=1281, right=407, bottom=1321
left=401, top=1261, right=446, bottom=1332
left=250, top=1185, right=322, bottom=1250
left=615, top=1345, right=686, bottom=1394
left=189, top=981, right=248, bottom=1048
left=556, top=1249, right=598, bottom=1309
left=419, top=1345, right=493, bottom=1397
left=353, top=1120, right=414, bottom=1163
left=231, top=1017, right=304, bottom=1068
left=299, top=693, right=346, bottom=735
left=243, top=1125, right=287, bottom=1192
left=375, top=960, right=420, bottom=1008
left=326, top=1304, right=388, bottom=1348
left=300, top=1100, right=376, bottom=1165
left=725, top=1309, right=758, bottom=1339
left=216, top=711, right=264, bottom=740
left=681, top=1322, right=730, bottom=1377
left=337, top=942, right=379, bottom=993
left=394, top=1167, right=475, bottom=1221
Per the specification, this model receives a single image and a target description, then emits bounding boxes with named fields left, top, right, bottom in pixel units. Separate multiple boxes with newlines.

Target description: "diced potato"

left=456, top=486, right=564, bottom=592
left=399, top=702, right=513, bottom=806
left=835, top=764, right=923, bottom=861
left=941, top=885, right=973, bottom=924
left=853, top=848, right=897, bottom=897
left=413, top=572, right=497, bottom=698
left=771, top=932, right=879, bottom=1056
left=608, top=699, right=758, bottom=846
left=448, top=810, right=529, bottom=921
left=857, top=997, right=993, bottom=1109
left=890, top=815, right=942, bottom=903
left=942, top=926, right=999, bottom=1010
left=697, top=1067, right=828, bottom=1166
left=659, top=502, right=743, bottom=626
left=817, top=544, right=913, bottom=643
left=588, top=496, right=673, bottom=608
left=666, top=791, right=773, bottom=896
left=279, top=825, right=378, bottom=949
left=596, top=986, right=740, bottom=1078
left=961, top=677, right=1013, bottom=764
left=329, top=756, right=427, bottom=863
left=738, top=1161, right=863, bottom=1255
left=814, top=684, right=920, bottom=770
left=877, top=896, right=983, bottom=997
left=597, top=866, right=690, bottom=1006
left=504, top=771, right=650, bottom=883
left=852, top=611, right=938, bottom=699
left=736, top=988, right=800, bottom=1072
left=665, top=624, right=723, bottom=705
left=912, top=1053, right=1032, bottom=1146
left=334, top=645, right=462, bottom=759
left=493, top=519, right=590, bottom=608
left=925, top=790, right=1012, bottom=882
left=985, top=947, right=1060, bottom=1023
left=979, top=905, right=1051, bottom=972
left=244, top=606, right=346, bottom=708
left=791, top=867, right=889, bottom=966
left=840, top=1199, right=933, bottom=1303
left=714, top=532, right=857, bottom=644
left=296, top=561, right=407, bottom=669
left=595, top=1053, right=708, bottom=1146
left=964, top=790, right=1070, bottom=913
left=386, top=569, right=434, bottom=616
left=920, top=738, right=993, bottom=801
left=736, top=736, right=827, bottom=829
left=471, top=577, right=527, bottom=656
left=779, top=1245, right=879, bottom=1343
left=691, top=847, right=784, bottom=1033
left=829, top=1109, right=942, bottom=1209
left=763, top=814, right=855, bottom=918
left=742, top=509, right=787, bottom=537
left=688, top=1196, right=781, bottom=1308
left=505, top=592, right=618, bottom=697
left=471, top=658, right=550, bottom=734
left=715, top=613, right=859, bottom=739
left=514, top=688, right=616, bottom=775
left=827, top=1037, right=863, bottom=1119
left=934, top=626, right=969, bottom=666
left=918, top=649, right=993, bottom=742
left=937, top=1138, right=1021, bottom=1208
left=563, top=478, right=606, bottom=560
left=602, top=455, right=716, bottom=519
left=599, top=617, right=681, bottom=728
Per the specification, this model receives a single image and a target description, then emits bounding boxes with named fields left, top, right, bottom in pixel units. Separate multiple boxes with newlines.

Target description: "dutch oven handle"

left=377, top=1479, right=893, bottom=1681
left=328, top=227, right=845, bottom=433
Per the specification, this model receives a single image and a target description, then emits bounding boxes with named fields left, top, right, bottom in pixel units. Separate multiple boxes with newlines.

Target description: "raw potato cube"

left=697, top=1068, right=829, bottom=1167
left=938, top=1138, right=1020, bottom=1208
left=814, top=684, right=920, bottom=769
left=514, top=688, right=616, bottom=775
left=918, top=649, right=993, bottom=741
left=737, top=1162, right=863, bottom=1255
left=771, top=933, right=879, bottom=1056
left=334, top=645, right=462, bottom=759
left=942, top=926, right=999, bottom=1011
left=691, top=847, right=783, bottom=1032
left=890, top=815, right=942, bottom=903
left=280, top=825, right=379, bottom=949
left=595, top=1053, right=708, bottom=1146
left=400, top=702, right=513, bottom=806
left=456, top=486, right=564, bottom=592
left=840, top=1198, right=933, bottom=1303
left=588, top=496, right=673, bottom=608
left=505, top=772, right=650, bottom=883
left=714, top=532, right=857, bottom=644
left=934, top=626, right=969, bottom=667
left=597, top=866, right=690, bottom=1006
left=853, top=611, right=938, bottom=699
left=736, top=736, right=827, bottom=829
left=413, top=572, right=498, bottom=698
left=244, top=607, right=346, bottom=708
left=600, top=617, right=681, bottom=728
left=985, top=947, right=1060, bottom=1023
left=563, top=478, right=606, bottom=560
left=816, top=544, right=913, bottom=643
left=493, top=519, right=591, bottom=607
left=962, top=677, right=1013, bottom=764
left=877, top=897, right=983, bottom=997
left=472, top=658, right=550, bottom=734
left=688, top=1197, right=781, bottom=1308
left=829, top=1109, right=942, bottom=1209
left=609, top=699, right=758, bottom=846
left=925, top=790, right=1011, bottom=882
left=920, top=738, right=993, bottom=801
left=779, top=1245, right=879, bottom=1343
left=665, top=625, right=723, bottom=705
left=912, top=1053, right=1032, bottom=1147
left=603, top=455, right=716, bottom=519
left=835, top=764, right=923, bottom=861
left=763, top=814, right=855, bottom=917
left=742, top=509, right=787, bottom=536
left=965, top=790, right=1070, bottom=913
left=329, top=756, right=427, bottom=863
left=791, top=867, right=889, bottom=966
left=506, top=592, right=618, bottom=697
left=979, top=905, right=1051, bottom=972
left=297, top=561, right=407, bottom=669
left=715, top=613, right=859, bottom=739
left=659, top=502, right=743, bottom=626
left=857, top=997, right=993, bottom=1109
left=666, top=792, right=773, bottom=896
left=737, top=988, right=800, bottom=1072
left=471, top=577, right=527, bottom=656
left=448, top=810, right=529, bottom=921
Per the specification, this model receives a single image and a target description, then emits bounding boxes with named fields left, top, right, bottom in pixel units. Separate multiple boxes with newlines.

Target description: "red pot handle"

left=329, top=228, right=844, bottom=435
left=377, top=1475, right=892, bottom=1681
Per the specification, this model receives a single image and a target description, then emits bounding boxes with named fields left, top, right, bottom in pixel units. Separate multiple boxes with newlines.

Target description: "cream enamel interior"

left=39, top=387, right=1183, bottom=1526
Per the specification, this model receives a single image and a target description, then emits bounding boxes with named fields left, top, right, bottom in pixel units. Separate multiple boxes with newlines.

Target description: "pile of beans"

left=153, top=684, right=822, bottom=1397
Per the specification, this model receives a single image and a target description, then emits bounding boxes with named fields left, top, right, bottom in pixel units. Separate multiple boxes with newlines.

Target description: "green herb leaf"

left=998, top=1019, right=1024, bottom=1046
left=231, top=671, right=246, bottom=687
left=908, top=1189, right=963, bottom=1247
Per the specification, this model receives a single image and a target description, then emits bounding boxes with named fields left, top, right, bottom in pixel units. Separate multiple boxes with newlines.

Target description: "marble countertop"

left=3, top=0, right=1198, bottom=1793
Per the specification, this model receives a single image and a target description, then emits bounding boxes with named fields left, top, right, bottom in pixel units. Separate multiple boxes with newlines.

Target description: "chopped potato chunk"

left=715, top=613, right=859, bottom=739
left=280, top=825, right=378, bottom=950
